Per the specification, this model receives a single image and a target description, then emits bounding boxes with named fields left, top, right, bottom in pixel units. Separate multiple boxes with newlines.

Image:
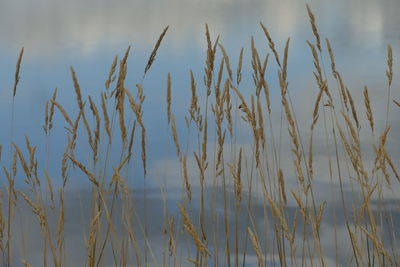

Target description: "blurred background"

left=0, top=0, right=399, bottom=265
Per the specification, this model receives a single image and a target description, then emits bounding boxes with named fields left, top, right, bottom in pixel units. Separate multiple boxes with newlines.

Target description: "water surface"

left=1, top=0, right=400, bottom=266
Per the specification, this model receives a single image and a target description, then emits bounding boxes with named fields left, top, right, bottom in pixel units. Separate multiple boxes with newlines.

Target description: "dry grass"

left=1, top=4, right=399, bottom=267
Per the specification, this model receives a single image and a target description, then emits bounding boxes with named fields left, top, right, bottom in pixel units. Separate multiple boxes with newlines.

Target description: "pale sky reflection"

left=0, top=0, right=395, bottom=56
